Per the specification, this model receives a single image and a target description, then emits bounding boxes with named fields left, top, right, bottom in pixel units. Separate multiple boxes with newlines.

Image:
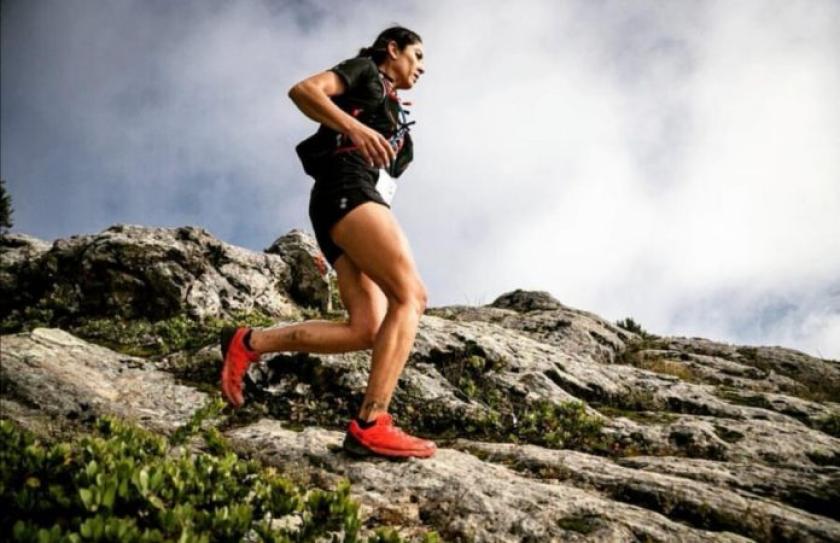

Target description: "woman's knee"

left=415, top=284, right=429, bottom=316
left=389, top=279, right=428, bottom=317
left=353, top=322, right=381, bottom=350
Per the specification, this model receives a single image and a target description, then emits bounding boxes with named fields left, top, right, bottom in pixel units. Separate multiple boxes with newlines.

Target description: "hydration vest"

left=296, top=65, right=415, bottom=179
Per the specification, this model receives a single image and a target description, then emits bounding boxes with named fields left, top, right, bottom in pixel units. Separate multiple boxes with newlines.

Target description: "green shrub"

left=615, top=317, right=657, bottom=339
left=557, top=514, right=600, bottom=534
left=0, top=306, right=56, bottom=334
left=716, top=388, right=773, bottom=410
left=0, top=401, right=404, bottom=542
left=515, top=400, right=605, bottom=450
left=69, top=310, right=277, bottom=359
left=168, top=397, right=228, bottom=448
left=366, top=528, right=440, bottom=543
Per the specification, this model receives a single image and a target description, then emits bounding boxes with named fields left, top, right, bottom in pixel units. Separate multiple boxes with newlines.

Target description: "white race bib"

left=376, top=170, right=398, bottom=205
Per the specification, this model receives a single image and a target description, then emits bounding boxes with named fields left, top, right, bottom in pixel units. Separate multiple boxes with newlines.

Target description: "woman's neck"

left=378, top=65, right=397, bottom=84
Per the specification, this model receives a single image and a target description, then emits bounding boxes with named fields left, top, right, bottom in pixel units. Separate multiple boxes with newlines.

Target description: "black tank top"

left=295, top=57, right=414, bottom=181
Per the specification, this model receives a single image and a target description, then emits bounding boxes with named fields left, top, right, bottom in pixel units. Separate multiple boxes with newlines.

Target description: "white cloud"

left=402, top=0, right=840, bottom=359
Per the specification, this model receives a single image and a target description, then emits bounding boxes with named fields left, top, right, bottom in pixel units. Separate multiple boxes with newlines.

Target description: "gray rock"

left=227, top=419, right=752, bottom=543
left=665, top=337, right=840, bottom=402
left=428, top=293, right=633, bottom=364
left=1, top=232, right=53, bottom=321
left=0, top=224, right=307, bottom=326
left=452, top=439, right=840, bottom=542
left=615, top=455, right=840, bottom=521
left=490, top=289, right=564, bottom=313
left=265, top=228, right=333, bottom=312
left=0, top=231, right=52, bottom=262
left=1, top=328, right=207, bottom=434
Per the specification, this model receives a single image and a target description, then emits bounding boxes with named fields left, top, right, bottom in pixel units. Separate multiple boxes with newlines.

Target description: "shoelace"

left=387, top=424, right=404, bottom=434
left=384, top=424, right=420, bottom=441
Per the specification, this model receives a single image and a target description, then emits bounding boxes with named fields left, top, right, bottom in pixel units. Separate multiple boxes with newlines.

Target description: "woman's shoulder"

left=330, top=57, right=384, bottom=100
left=330, top=57, right=379, bottom=82
left=332, top=56, right=377, bottom=72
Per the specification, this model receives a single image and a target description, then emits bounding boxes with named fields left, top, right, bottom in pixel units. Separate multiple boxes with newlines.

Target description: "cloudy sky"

left=3, top=0, right=839, bottom=359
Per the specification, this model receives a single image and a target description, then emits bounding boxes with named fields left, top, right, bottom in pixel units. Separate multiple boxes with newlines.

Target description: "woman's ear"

left=388, top=40, right=399, bottom=60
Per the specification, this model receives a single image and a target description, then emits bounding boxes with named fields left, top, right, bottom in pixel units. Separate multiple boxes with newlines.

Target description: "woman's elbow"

left=288, top=83, right=303, bottom=101
left=289, top=80, right=315, bottom=99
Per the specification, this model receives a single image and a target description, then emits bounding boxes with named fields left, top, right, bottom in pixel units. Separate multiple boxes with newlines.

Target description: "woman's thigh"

left=333, top=253, right=387, bottom=334
left=329, top=201, right=424, bottom=302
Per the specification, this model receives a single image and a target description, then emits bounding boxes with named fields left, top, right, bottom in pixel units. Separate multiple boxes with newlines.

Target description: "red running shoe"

left=220, top=327, right=261, bottom=407
left=343, top=413, right=437, bottom=459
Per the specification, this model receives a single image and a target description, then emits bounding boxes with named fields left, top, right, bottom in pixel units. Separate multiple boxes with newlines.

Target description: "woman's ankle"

left=245, top=329, right=261, bottom=353
left=357, top=405, right=388, bottom=423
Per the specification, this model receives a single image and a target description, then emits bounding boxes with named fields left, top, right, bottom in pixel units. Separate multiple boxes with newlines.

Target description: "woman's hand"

left=345, top=121, right=397, bottom=168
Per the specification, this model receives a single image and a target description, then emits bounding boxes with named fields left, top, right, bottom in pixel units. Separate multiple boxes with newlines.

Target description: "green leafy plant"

left=616, top=317, right=657, bottom=339
left=68, top=310, right=277, bottom=359
left=0, top=399, right=431, bottom=542
left=515, top=399, right=605, bottom=450
left=169, top=397, right=228, bottom=447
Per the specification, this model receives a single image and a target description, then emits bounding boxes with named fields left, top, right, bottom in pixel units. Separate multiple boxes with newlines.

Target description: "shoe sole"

left=342, top=431, right=436, bottom=459
left=219, top=326, right=244, bottom=407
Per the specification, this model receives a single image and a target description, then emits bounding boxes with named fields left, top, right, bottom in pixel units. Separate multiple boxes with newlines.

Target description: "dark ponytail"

left=357, top=26, right=422, bottom=65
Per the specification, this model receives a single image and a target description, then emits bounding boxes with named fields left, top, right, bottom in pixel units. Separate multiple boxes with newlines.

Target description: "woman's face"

left=387, top=41, right=425, bottom=90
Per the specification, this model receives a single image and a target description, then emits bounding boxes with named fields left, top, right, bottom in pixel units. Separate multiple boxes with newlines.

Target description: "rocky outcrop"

left=265, top=229, right=334, bottom=313
left=2, top=226, right=839, bottom=542
left=227, top=421, right=755, bottom=543
left=0, top=328, right=750, bottom=542
left=0, top=225, right=332, bottom=330
left=427, top=291, right=632, bottom=365
left=1, top=328, right=206, bottom=434
left=452, top=441, right=837, bottom=542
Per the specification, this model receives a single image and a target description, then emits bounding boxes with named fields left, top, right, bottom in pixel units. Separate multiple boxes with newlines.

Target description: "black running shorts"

left=308, top=171, right=389, bottom=267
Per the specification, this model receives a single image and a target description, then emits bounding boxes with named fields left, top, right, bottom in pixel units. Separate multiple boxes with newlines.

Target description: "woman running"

left=219, top=26, right=435, bottom=459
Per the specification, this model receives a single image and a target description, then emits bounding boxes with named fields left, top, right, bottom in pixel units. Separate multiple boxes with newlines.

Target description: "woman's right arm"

left=288, top=72, right=396, bottom=168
